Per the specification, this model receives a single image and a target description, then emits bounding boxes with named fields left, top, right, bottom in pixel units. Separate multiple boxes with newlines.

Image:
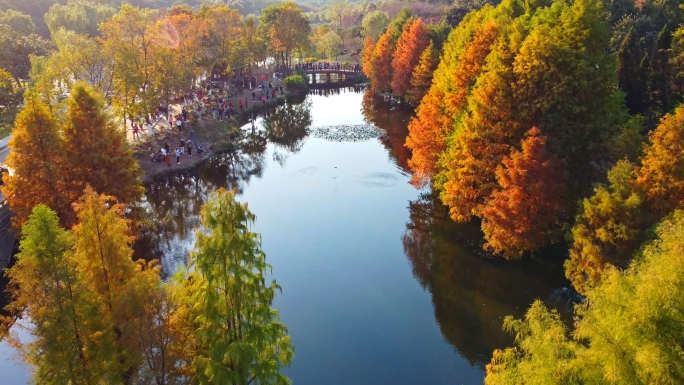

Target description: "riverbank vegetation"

left=363, top=0, right=684, bottom=380
left=486, top=210, right=684, bottom=383
left=2, top=83, right=143, bottom=229
left=2, top=188, right=293, bottom=384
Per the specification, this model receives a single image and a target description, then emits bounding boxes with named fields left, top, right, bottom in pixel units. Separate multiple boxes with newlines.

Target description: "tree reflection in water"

left=362, top=89, right=413, bottom=172
left=133, top=99, right=313, bottom=276
left=402, top=192, right=571, bottom=368
left=263, top=101, right=312, bottom=165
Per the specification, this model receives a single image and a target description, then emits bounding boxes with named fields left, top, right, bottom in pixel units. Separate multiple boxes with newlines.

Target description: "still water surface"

left=1, top=88, right=570, bottom=384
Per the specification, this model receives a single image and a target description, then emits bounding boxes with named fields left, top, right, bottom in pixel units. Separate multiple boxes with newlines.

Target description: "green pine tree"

left=648, top=25, right=673, bottom=117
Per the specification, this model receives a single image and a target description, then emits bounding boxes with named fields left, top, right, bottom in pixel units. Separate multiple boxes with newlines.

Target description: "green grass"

left=0, top=124, right=12, bottom=139
left=0, top=111, right=16, bottom=138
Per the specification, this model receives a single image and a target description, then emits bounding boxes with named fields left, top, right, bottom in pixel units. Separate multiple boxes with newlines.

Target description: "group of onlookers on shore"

left=150, top=138, right=205, bottom=167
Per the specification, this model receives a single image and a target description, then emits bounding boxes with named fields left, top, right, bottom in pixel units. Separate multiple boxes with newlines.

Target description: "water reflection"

left=264, top=101, right=312, bottom=164
left=307, top=85, right=366, bottom=97
left=402, top=192, right=570, bottom=367
left=134, top=99, right=313, bottom=273
left=361, top=90, right=413, bottom=171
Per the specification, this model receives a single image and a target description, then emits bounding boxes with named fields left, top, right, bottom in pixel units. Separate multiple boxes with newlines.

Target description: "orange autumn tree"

left=438, top=34, right=520, bottom=222
left=481, top=128, right=566, bottom=259
left=405, top=20, right=500, bottom=186
left=391, top=18, right=429, bottom=97
left=406, top=40, right=438, bottom=106
left=636, top=106, right=684, bottom=216
left=362, top=37, right=375, bottom=81
left=372, top=30, right=393, bottom=92
left=1, top=91, right=71, bottom=228
left=566, top=104, right=684, bottom=293
left=62, top=82, right=144, bottom=225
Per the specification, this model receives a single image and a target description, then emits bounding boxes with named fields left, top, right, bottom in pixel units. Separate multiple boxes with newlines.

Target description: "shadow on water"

left=402, top=191, right=575, bottom=368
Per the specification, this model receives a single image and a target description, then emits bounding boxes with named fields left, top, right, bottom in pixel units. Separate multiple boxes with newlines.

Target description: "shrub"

left=284, top=74, right=308, bottom=92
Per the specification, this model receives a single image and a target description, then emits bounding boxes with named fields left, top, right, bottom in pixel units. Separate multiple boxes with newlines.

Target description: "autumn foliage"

left=566, top=161, right=645, bottom=293
left=372, top=31, right=393, bottom=92
left=567, top=104, right=684, bottom=293
left=3, top=188, right=294, bottom=383
left=361, top=37, right=375, bottom=80
left=1, top=92, right=71, bottom=228
left=1, top=82, right=143, bottom=228
left=406, top=41, right=438, bottom=106
left=63, top=83, right=144, bottom=211
left=405, top=21, right=499, bottom=187
left=636, top=106, right=684, bottom=215
left=391, top=18, right=429, bottom=97
left=481, top=128, right=566, bottom=259
left=405, top=0, right=627, bottom=257
left=405, top=89, right=448, bottom=186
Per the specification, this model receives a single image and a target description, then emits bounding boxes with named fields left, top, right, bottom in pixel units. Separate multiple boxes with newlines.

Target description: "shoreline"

left=132, top=94, right=289, bottom=182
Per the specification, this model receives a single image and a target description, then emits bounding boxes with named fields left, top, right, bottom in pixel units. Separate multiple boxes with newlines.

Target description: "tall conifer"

left=187, top=188, right=294, bottom=384
left=71, top=187, right=154, bottom=382
left=648, top=25, right=673, bottom=116
left=62, top=82, right=143, bottom=215
left=481, top=128, right=566, bottom=259
left=391, top=18, right=429, bottom=97
left=361, top=36, right=375, bottom=80
left=405, top=21, right=499, bottom=187
left=617, top=28, right=649, bottom=115
left=406, top=41, right=438, bottom=106
left=372, top=31, right=393, bottom=91
left=4, top=205, right=100, bottom=384
left=1, top=92, right=70, bottom=228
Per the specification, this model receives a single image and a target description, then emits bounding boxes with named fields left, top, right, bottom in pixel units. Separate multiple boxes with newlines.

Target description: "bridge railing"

left=280, top=63, right=362, bottom=74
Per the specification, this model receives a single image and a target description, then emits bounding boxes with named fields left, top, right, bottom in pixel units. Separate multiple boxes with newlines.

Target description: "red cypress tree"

left=439, top=23, right=515, bottom=223
left=405, top=89, right=446, bottom=186
left=391, top=18, right=429, bottom=97
left=481, top=128, right=566, bottom=259
left=372, top=31, right=393, bottom=91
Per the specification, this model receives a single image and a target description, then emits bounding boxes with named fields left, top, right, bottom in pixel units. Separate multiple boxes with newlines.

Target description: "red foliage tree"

left=391, top=18, right=429, bottom=97
left=481, top=128, right=566, bottom=259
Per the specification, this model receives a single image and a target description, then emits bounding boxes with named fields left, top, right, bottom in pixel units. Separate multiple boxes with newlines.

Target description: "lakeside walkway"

left=125, top=84, right=287, bottom=181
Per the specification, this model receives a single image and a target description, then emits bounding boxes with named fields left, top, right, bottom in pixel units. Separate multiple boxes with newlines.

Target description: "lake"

left=0, top=87, right=571, bottom=384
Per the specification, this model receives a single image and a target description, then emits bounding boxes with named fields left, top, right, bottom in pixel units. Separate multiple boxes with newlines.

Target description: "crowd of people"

left=132, top=61, right=362, bottom=169
left=149, top=138, right=205, bottom=167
